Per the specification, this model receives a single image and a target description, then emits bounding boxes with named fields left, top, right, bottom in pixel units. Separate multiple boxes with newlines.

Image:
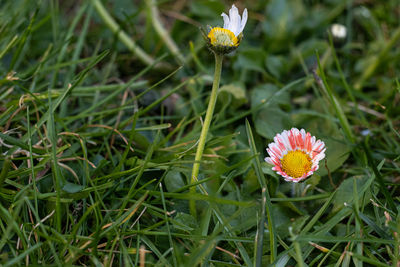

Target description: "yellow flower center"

left=281, top=150, right=312, bottom=178
left=208, top=27, right=238, bottom=47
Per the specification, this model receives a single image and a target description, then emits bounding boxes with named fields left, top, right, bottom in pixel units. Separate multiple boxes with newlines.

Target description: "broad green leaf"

left=265, top=55, right=287, bottom=79
left=164, top=171, right=185, bottom=192
left=332, top=176, right=373, bottom=213
left=219, top=83, right=247, bottom=108
left=234, top=48, right=267, bottom=73
left=254, top=106, right=292, bottom=139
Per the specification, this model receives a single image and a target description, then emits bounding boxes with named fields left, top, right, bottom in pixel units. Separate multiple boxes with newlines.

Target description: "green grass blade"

left=245, top=119, right=277, bottom=264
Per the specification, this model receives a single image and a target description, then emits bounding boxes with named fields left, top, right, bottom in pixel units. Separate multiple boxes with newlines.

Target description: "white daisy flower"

left=205, top=4, right=248, bottom=54
left=331, top=23, right=347, bottom=39
left=265, top=128, right=326, bottom=183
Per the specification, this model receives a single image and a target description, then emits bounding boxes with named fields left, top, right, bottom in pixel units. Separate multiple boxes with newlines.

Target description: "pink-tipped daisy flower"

left=265, top=128, right=326, bottom=182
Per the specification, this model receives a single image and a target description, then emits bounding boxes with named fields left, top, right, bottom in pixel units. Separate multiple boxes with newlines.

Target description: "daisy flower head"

left=265, top=128, right=326, bottom=183
left=203, top=4, right=248, bottom=54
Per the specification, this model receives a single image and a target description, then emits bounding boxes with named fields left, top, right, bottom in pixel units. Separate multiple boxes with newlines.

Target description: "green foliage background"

left=0, top=0, right=399, bottom=266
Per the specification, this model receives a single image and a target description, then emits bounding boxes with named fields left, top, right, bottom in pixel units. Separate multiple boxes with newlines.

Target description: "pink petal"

left=305, top=132, right=312, bottom=152
left=288, top=129, right=297, bottom=150
left=274, top=135, right=286, bottom=151
left=296, top=131, right=305, bottom=150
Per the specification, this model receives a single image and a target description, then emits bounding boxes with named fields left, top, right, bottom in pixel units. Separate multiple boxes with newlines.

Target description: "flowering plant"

left=202, top=4, right=248, bottom=54
left=265, top=128, right=326, bottom=182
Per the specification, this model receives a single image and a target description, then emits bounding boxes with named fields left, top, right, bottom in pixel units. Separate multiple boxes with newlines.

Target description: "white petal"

left=238, top=8, right=248, bottom=34
left=314, top=152, right=326, bottom=163
left=228, top=4, right=240, bottom=36
left=265, top=157, right=273, bottom=164
left=278, top=131, right=290, bottom=150
left=300, top=129, right=306, bottom=140
left=221, top=12, right=230, bottom=29
left=312, top=140, right=324, bottom=151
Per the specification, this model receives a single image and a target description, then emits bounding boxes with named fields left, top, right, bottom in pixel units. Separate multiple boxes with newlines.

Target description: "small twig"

left=163, top=10, right=202, bottom=27
left=130, top=206, right=147, bottom=229
left=201, top=153, right=229, bottom=162
left=325, top=159, right=337, bottom=189
left=140, top=245, right=146, bottom=267
left=28, top=210, right=55, bottom=241
left=159, top=139, right=196, bottom=151
left=5, top=106, right=25, bottom=131
left=216, top=246, right=241, bottom=264
left=58, top=157, right=96, bottom=169
left=57, top=162, right=79, bottom=181
left=347, top=102, right=385, bottom=119
left=309, top=242, right=330, bottom=253
left=87, top=124, right=134, bottom=152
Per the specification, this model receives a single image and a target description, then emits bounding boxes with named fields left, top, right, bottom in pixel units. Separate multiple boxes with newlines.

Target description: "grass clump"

left=0, top=0, right=399, bottom=266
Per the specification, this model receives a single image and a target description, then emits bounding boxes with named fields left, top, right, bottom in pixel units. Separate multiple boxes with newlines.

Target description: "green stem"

left=145, top=0, right=184, bottom=64
left=290, top=227, right=305, bottom=267
left=190, top=53, right=223, bottom=217
left=91, top=0, right=155, bottom=66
